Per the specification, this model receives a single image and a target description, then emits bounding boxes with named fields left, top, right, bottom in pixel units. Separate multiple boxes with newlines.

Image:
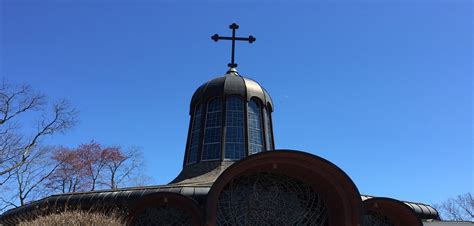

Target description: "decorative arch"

left=363, top=198, right=422, bottom=226
left=205, top=150, right=363, bottom=226
left=128, top=192, right=202, bottom=226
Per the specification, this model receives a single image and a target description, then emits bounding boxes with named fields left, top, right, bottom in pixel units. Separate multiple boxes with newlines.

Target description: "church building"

left=0, top=24, right=465, bottom=226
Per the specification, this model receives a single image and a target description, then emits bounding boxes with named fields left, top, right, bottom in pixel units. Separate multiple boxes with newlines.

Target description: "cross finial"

left=211, top=23, right=256, bottom=68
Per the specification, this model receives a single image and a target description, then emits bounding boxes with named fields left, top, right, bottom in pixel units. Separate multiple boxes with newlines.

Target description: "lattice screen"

left=217, top=172, right=328, bottom=226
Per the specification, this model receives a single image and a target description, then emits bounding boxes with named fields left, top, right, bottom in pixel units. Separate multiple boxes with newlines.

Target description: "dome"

left=190, top=68, right=273, bottom=114
left=180, top=68, right=276, bottom=171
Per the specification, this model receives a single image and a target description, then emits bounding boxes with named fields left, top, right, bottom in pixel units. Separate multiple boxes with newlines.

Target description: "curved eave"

left=0, top=185, right=211, bottom=225
left=361, top=195, right=440, bottom=220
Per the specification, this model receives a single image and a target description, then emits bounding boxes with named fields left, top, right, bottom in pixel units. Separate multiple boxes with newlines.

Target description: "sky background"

left=1, top=0, right=472, bottom=206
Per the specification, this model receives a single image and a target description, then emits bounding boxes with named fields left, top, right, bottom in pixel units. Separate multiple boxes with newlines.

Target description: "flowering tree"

left=46, top=147, right=91, bottom=193
left=101, top=146, right=143, bottom=190
left=76, top=142, right=105, bottom=191
left=47, top=142, right=147, bottom=193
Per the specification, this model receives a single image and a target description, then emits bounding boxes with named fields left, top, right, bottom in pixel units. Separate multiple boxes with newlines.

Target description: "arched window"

left=217, top=172, right=328, bottom=225
left=202, top=98, right=223, bottom=160
left=187, top=104, right=202, bottom=164
left=248, top=100, right=263, bottom=154
left=225, top=96, right=245, bottom=160
left=264, top=107, right=274, bottom=150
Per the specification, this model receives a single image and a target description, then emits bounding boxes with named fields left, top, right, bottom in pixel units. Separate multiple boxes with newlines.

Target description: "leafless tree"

left=0, top=80, right=77, bottom=184
left=101, top=146, right=145, bottom=190
left=0, top=146, right=61, bottom=211
left=434, top=193, right=474, bottom=221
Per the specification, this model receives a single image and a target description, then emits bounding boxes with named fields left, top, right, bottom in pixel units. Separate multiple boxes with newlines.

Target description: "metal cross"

left=211, top=23, right=256, bottom=68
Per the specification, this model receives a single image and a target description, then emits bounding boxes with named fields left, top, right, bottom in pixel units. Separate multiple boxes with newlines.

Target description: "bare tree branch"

left=435, top=192, right=474, bottom=221
left=0, top=89, right=77, bottom=177
left=0, top=83, right=45, bottom=125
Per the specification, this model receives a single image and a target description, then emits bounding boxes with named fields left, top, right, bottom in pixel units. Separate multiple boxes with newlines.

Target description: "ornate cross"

left=211, top=23, right=256, bottom=68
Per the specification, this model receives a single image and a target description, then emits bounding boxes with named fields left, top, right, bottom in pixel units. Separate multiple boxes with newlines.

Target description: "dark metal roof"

left=1, top=186, right=441, bottom=225
left=0, top=185, right=211, bottom=225
left=361, top=195, right=440, bottom=220
left=190, top=68, right=273, bottom=114
left=171, top=160, right=233, bottom=185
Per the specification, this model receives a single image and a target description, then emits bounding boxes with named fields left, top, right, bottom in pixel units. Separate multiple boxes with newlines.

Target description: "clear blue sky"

left=1, top=0, right=472, bottom=205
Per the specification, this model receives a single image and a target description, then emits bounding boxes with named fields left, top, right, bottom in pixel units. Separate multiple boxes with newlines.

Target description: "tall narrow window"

left=202, top=98, right=222, bottom=160
left=225, top=96, right=245, bottom=160
left=264, top=107, right=274, bottom=150
left=248, top=100, right=264, bottom=154
left=187, top=105, right=202, bottom=164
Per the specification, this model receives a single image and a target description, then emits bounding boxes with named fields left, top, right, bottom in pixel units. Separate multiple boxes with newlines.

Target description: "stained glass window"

left=248, top=100, right=263, bottom=154
left=225, top=96, right=245, bottom=160
left=264, top=107, right=274, bottom=150
left=217, top=172, right=328, bottom=226
left=187, top=105, right=202, bottom=164
left=202, top=98, right=222, bottom=160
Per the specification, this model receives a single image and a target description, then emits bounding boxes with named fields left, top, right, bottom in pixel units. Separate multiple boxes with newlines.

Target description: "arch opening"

left=216, top=172, right=328, bottom=226
left=206, top=151, right=363, bottom=226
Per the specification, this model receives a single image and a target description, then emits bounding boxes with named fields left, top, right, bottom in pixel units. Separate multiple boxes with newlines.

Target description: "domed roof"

left=190, top=68, right=273, bottom=113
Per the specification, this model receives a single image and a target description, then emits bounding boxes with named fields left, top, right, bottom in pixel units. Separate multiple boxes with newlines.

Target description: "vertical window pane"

left=264, top=107, right=274, bottom=150
left=225, top=96, right=245, bottom=160
left=202, top=98, right=222, bottom=160
left=248, top=100, right=264, bottom=154
left=187, top=105, right=202, bottom=164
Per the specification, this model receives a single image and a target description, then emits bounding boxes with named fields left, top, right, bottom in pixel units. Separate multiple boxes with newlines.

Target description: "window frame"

left=186, top=104, right=203, bottom=165
left=224, top=95, right=246, bottom=160
left=247, top=98, right=265, bottom=155
left=201, top=97, right=223, bottom=161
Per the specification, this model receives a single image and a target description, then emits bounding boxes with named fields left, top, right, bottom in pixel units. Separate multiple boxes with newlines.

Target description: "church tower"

left=184, top=23, right=275, bottom=167
left=172, top=23, right=275, bottom=184
left=184, top=67, right=274, bottom=166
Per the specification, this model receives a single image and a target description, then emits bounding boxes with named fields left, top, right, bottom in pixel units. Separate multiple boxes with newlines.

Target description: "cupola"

left=183, top=68, right=274, bottom=166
